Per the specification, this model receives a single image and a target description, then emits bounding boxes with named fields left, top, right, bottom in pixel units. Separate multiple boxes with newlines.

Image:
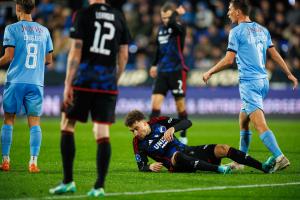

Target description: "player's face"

left=228, top=3, right=238, bottom=23
left=129, top=120, right=150, bottom=139
left=161, top=10, right=173, bottom=26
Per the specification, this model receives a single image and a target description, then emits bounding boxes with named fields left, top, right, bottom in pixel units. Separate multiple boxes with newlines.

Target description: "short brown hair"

left=15, top=0, right=35, bottom=14
left=161, top=2, right=176, bottom=12
left=230, top=0, right=250, bottom=16
left=124, top=110, right=146, bottom=127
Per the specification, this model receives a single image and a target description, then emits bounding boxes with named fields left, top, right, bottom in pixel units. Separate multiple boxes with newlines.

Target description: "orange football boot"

left=29, top=163, right=40, bottom=173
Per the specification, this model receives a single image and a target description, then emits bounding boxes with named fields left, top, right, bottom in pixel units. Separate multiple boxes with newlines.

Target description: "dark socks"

left=150, top=109, right=160, bottom=119
left=178, top=111, right=188, bottom=137
left=227, top=147, right=264, bottom=172
left=61, top=131, right=75, bottom=184
left=94, top=138, right=111, bottom=189
left=175, top=152, right=219, bottom=172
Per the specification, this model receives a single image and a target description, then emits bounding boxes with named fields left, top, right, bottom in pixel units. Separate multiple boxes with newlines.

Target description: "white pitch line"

left=5, top=182, right=300, bottom=200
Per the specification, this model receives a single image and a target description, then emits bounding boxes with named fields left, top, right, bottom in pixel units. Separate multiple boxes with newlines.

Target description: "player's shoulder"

left=148, top=116, right=169, bottom=125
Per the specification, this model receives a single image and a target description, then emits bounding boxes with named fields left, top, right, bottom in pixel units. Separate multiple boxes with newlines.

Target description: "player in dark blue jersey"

left=49, top=0, right=130, bottom=197
left=149, top=2, right=189, bottom=145
left=125, top=110, right=275, bottom=174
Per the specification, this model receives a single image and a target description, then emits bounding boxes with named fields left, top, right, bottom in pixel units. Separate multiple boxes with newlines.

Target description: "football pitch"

left=0, top=117, right=299, bottom=199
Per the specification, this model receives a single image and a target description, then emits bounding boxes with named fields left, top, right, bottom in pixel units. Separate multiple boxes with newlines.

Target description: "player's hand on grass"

left=63, top=85, right=73, bottom=107
left=149, top=162, right=163, bottom=172
left=176, top=5, right=186, bottom=15
left=287, top=74, right=298, bottom=90
left=149, top=66, right=157, bottom=78
left=164, top=127, right=175, bottom=142
left=203, top=71, right=212, bottom=84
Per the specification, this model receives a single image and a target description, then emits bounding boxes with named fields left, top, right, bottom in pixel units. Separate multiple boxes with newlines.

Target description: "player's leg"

left=214, top=144, right=274, bottom=173
left=249, top=109, right=288, bottom=172
left=150, top=94, right=165, bottom=118
left=27, top=116, right=42, bottom=173
left=24, top=84, right=44, bottom=173
left=49, top=113, right=77, bottom=194
left=172, top=151, right=230, bottom=174
left=87, top=93, right=116, bottom=197
left=181, top=145, right=231, bottom=174
left=228, top=111, right=252, bottom=170
left=150, top=73, right=168, bottom=119
left=246, top=78, right=288, bottom=172
left=50, top=90, right=91, bottom=195
left=172, top=70, right=188, bottom=144
left=1, top=83, right=22, bottom=171
left=239, top=111, right=252, bottom=153
left=0, top=113, right=15, bottom=171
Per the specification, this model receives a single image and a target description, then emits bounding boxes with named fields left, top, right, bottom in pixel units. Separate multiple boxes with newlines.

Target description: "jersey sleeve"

left=3, top=26, right=16, bottom=48
left=118, top=12, right=130, bottom=45
left=152, top=39, right=160, bottom=66
left=133, top=137, right=151, bottom=172
left=168, top=11, right=185, bottom=34
left=150, top=117, right=192, bottom=132
left=227, top=29, right=239, bottom=53
left=70, top=10, right=85, bottom=39
left=46, top=30, right=53, bottom=53
left=266, top=29, right=274, bottom=49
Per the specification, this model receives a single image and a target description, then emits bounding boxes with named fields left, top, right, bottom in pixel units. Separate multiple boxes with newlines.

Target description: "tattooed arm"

left=63, top=39, right=83, bottom=106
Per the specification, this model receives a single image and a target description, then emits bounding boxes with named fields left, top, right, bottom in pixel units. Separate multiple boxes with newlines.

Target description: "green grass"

left=0, top=118, right=300, bottom=199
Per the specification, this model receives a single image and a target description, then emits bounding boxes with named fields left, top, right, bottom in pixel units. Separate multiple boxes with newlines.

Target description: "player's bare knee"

left=93, top=123, right=110, bottom=140
left=171, top=152, right=178, bottom=166
left=215, top=144, right=230, bottom=157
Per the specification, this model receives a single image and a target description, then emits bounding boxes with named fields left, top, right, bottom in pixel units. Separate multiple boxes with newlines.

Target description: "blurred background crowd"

left=0, top=0, right=299, bottom=86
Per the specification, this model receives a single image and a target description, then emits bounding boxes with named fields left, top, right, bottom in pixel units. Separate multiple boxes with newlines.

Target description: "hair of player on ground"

left=124, top=110, right=146, bottom=127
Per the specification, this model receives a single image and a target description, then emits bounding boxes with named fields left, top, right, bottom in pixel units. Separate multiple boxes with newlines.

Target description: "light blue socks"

left=239, top=130, right=252, bottom=154
left=1, top=125, right=13, bottom=156
left=30, top=126, right=42, bottom=156
left=259, top=130, right=282, bottom=158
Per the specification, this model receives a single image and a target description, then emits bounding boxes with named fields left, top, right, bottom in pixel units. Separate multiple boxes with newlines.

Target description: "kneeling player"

left=124, top=110, right=275, bottom=173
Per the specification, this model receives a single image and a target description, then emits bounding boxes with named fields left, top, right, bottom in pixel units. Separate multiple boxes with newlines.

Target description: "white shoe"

left=226, top=162, right=244, bottom=170
left=270, top=155, right=290, bottom=173
left=179, top=137, right=188, bottom=145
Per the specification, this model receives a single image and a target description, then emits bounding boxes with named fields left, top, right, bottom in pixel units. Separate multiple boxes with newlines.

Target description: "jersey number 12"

left=90, top=21, right=115, bottom=55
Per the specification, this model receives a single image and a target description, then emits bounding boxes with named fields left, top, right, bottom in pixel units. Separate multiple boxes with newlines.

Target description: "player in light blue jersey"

left=0, top=0, right=53, bottom=173
left=203, top=0, right=298, bottom=173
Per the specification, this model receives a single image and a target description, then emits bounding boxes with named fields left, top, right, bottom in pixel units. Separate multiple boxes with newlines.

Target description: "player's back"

left=230, top=22, right=272, bottom=80
left=3, top=21, right=52, bottom=86
left=71, top=3, right=129, bottom=67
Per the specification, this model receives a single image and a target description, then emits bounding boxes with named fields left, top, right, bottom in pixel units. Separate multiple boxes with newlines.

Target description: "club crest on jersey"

left=159, top=126, right=166, bottom=133
left=135, top=154, right=141, bottom=162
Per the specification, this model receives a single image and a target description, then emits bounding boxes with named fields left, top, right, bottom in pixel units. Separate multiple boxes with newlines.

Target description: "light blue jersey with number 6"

left=227, top=22, right=273, bottom=80
left=3, top=20, right=53, bottom=86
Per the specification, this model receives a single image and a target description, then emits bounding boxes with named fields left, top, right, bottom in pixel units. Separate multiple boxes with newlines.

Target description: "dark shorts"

left=62, top=90, right=117, bottom=124
left=173, top=144, right=221, bottom=172
left=153, top=70, right=187, bottom=98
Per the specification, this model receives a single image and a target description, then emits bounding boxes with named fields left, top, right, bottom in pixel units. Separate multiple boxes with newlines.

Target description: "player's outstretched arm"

left=203, top=51, right=236, bottom=84
left=117, top=44, right=129, bottom=83
left=267, top=47, right=298, bottom=90
left=0, top=47, right=14, bottom=67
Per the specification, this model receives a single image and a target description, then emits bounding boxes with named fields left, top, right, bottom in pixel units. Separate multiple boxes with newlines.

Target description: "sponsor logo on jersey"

left=154, top=138, right=168, bottom=150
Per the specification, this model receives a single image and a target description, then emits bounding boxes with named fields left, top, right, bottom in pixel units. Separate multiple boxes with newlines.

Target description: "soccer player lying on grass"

left=124, top=110, right=275, bottom=174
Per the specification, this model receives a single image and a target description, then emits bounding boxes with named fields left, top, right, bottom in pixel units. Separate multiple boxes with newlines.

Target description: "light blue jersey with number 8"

left=3, top=20, right=53, bottom=86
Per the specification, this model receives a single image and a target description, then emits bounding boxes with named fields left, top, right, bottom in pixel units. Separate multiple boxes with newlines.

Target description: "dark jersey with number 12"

left=70, top=3, right=130, bottom=94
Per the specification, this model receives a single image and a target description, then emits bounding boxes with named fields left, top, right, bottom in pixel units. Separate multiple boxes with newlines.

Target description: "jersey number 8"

left=25, top=43, right=38, bottom=69
left=90, top=21, right=116, bottom=56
